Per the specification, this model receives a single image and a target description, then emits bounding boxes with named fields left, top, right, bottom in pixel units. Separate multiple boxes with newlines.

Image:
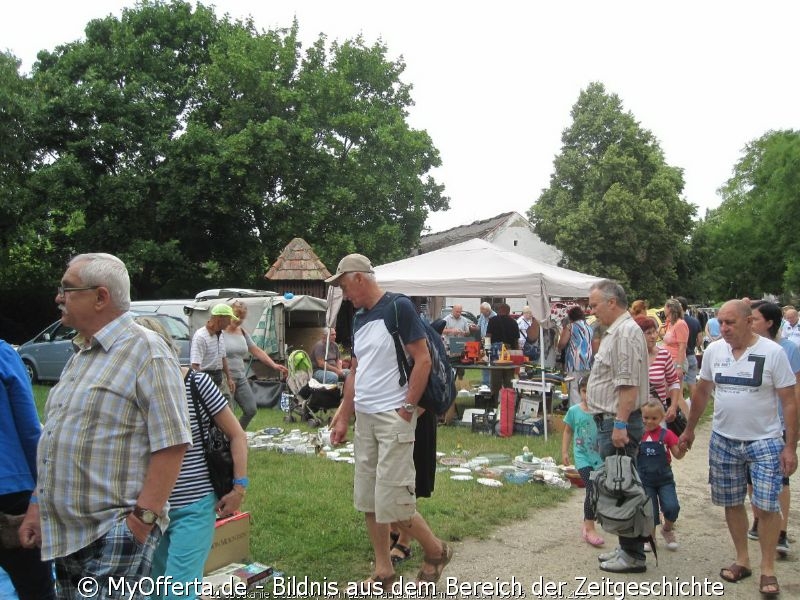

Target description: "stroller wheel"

left=284, top=414, right=295, bottom=423
left=308, top=418, right=321, bottom=427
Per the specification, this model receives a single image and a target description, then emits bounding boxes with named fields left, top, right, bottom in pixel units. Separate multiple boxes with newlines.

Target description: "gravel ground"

left=438, top=420, right=800, bottom=599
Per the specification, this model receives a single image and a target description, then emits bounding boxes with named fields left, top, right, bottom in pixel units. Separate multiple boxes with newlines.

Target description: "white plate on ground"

left=449, top=467, right=471, bottom=474
left=477, top=477, right=503, bottom=487
left=450, top=474, right=474, bottom=481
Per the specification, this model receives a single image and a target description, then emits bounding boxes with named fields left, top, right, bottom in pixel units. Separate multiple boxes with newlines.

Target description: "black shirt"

left=486, top=315, right=520, bottom=349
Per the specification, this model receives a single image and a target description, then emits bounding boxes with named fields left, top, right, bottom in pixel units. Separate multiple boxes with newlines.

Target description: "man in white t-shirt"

left=680, top=299, right=797, bottom=596
left=780, top=307, right=800, bottom=348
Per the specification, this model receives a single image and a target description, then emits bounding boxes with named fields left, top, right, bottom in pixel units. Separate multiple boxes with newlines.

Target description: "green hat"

left=211, top=303, right=235, bottom=318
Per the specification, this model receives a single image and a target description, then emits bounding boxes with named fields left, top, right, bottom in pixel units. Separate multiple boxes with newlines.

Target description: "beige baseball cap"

left=325, top=253, right=374, bottom=285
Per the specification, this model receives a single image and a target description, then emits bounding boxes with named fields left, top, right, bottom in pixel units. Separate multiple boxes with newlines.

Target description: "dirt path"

left=444, top=421, right=800, bottom=599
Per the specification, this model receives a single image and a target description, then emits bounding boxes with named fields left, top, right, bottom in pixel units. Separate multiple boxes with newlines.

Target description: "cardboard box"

left=203, top=512, right=251, bottom=575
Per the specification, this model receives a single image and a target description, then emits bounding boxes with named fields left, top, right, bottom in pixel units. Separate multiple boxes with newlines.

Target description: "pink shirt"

left=662, top=319, right=689, bottom=367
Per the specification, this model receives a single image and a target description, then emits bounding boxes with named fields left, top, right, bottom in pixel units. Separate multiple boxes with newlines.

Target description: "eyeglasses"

left=57, top=285, right=99, bottom=297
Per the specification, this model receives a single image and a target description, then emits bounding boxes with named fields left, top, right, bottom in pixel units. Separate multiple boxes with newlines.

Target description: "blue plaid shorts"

left=708, top=431, right=784, bottom=512
left=55, top=514, right=162, bottom=600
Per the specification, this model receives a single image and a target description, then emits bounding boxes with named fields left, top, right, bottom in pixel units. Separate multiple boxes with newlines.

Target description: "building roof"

left=419, top=212, right=517, bottom=253
left=265, top=237, right=331, bottom=280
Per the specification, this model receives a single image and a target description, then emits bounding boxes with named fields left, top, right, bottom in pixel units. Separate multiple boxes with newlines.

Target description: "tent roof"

left=374, top=238, right=602, bottom=319
left=265, top=237, right=331, bottom=280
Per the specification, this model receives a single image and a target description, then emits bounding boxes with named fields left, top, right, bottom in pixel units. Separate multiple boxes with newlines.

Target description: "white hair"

left=69, top=253, right=130, bottom=311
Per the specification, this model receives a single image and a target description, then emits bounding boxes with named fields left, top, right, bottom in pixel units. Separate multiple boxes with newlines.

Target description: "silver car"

left=17, top=313, right=191, bottom=383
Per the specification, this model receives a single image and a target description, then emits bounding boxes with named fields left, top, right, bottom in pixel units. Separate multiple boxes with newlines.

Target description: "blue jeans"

left=150, top=492, right=217, bottom=600
left=595, top=410, right=646, bottom=560
left=314, top=369, right=339, bottom=384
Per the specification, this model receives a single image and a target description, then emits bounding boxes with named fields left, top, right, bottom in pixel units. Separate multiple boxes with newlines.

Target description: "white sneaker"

left=662, top=527, right=679, bottom=550
left=599, top=550, right=647, bottom=573
left=597, top=546, right=622, bottom=562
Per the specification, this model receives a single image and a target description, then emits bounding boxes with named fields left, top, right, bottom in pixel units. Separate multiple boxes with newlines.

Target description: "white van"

left=130, top=299, right=194, bottom=325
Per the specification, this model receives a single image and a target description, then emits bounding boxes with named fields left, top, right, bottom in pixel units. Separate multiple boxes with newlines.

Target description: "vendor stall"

left=373, top=238, right=602, bottom=439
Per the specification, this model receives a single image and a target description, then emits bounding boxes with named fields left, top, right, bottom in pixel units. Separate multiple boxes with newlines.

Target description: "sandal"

left=390, top=542, right=412, bottom=565
left=719, top=563, right=752, bottom=583
left=362, top=573, right=397, bottom=595
left=416, top=541, right=453, bottom=583
left=759, top=574, right=779, bottom=597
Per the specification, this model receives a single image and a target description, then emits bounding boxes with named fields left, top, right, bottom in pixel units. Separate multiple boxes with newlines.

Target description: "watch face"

left=135, top=507, right=157, bottom=524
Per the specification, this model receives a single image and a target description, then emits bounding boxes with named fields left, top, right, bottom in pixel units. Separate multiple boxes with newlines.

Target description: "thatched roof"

left=265, top=238, right=331, bottom=280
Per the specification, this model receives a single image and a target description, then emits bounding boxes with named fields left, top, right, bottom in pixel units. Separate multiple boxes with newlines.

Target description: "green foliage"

left=528, top=82, right=696, bottom=302
left=697, top=129, right=800, bottom=300
left=2, top=1, right=446, bottom=296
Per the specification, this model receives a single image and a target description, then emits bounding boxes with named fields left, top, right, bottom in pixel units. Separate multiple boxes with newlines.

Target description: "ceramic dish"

left=449, top=467, right=471, bottom=474
left=439, top=456, right=467, bottom=466
left=450, top=474, right=474, bottom=481
left=477, top=477, right=503, bottom=487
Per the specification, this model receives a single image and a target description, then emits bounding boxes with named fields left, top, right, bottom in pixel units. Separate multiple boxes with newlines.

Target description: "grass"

left=32, top=376, right=711, bottom=582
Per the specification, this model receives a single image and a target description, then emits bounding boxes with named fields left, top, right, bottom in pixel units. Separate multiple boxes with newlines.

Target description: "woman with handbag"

left=135, top=316, right=248, bottom=600
left=225, top=300, right=288, bottom=430
left=634, top=316, right=688, bottom=434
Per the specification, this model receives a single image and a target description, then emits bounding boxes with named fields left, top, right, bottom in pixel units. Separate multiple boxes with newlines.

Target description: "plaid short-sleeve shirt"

left=37, top=313, right=191, bottom=560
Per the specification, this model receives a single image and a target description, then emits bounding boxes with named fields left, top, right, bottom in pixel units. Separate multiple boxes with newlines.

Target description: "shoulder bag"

left=187, top=370, right=234, bottom=499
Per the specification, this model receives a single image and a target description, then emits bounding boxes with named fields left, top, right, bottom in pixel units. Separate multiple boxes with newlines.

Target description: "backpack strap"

left=383, top=292, right=412, bottom=388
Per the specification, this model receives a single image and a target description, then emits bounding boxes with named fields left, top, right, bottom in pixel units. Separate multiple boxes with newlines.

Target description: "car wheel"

left=23, top=360, right=38, bottom=384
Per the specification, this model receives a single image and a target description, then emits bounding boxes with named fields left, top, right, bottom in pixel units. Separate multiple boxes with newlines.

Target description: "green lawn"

left=31, top=381, right=575, bottom=582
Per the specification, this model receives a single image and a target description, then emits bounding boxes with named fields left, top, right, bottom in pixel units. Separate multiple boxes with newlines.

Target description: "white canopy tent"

left=373, top=238, right=602, bottom=321
left=373, top=238, right=603, bottom=439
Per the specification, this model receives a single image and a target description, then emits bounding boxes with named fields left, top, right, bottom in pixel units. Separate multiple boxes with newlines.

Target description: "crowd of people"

left=558, top=284, right=798, bottom=597
left=2, top=251, right=799, bottom=598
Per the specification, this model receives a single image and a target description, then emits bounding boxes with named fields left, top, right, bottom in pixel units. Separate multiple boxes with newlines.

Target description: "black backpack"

left=383, top=292, right=456, bottom=415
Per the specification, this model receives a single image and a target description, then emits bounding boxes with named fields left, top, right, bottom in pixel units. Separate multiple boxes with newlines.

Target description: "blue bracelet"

left=232, top=477, right=249, bottom=488
left=613, top=420, right=628, bottom=430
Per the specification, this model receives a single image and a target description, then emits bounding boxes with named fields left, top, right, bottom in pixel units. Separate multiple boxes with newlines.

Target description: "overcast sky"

left=4, top=1, right=799, bottom=233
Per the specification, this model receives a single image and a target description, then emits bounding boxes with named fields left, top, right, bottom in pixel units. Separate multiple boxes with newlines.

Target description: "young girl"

left=639, top=400, right=686, bottom=551
left=561, top=375, right=604, bottom=547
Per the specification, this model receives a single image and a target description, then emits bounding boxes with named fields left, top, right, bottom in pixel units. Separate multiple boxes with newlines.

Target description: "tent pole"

left=540, top=322, right=547, bottom=441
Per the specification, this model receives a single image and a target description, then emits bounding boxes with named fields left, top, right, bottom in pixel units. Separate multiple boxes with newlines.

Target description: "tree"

left=9, top=0, right=446, bottom=297
left=699, top=129, right=800, bottom=300
left=528, top=82, right=695, bottom=301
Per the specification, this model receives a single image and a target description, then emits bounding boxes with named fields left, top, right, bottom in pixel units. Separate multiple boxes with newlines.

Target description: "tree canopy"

left=528, top=82, right=696, bottom=302
left=696, top=129, right=800, bottom=300
left=1, top=0, right=447, bottom=296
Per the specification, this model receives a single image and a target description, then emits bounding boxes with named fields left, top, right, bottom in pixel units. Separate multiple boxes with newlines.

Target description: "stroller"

left=283, top=349, right=341, bottom=426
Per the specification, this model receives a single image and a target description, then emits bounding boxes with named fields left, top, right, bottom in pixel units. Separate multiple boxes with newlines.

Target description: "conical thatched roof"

left=265, top=237, right=331, bottom=280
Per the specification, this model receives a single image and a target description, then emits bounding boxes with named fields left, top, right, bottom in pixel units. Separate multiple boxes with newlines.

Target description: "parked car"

left=17, top=313, right=191, bottom=383
left=129, top=299, right=194, bottom=325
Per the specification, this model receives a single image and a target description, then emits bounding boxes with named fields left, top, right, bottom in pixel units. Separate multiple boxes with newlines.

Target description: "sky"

left=3, top=1, right=799, bottom=233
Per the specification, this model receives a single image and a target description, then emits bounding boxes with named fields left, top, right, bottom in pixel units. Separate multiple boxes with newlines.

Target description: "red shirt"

left=641, top=427, right=680, bottom=464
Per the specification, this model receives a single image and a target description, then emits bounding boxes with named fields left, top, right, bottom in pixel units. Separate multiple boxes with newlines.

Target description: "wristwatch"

left=132, top=505, right=159, bottom=525
left=402, top=402, right=417, bottom=414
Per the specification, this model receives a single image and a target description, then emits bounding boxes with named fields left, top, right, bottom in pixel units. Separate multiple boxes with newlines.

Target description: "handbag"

left=666, top=408, right=687, bottom=437
left=187, top=370, right=234, bottom=499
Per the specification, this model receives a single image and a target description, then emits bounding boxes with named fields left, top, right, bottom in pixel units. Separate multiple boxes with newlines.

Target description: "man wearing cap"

left=328, top=254, right=452, bottom=589
left=18, top=253, right=190, bottom=598
left=191, top=303, right=236, bottom=395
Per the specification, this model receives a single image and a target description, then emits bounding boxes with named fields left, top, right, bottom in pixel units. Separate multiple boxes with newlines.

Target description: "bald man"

left=781, top=308, right=800, bottom=348
left=680, top=299, right=797, bottom=596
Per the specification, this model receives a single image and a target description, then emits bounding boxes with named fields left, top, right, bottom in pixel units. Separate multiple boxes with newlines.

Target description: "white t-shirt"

left=700, top=336, right=795, bottom=440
